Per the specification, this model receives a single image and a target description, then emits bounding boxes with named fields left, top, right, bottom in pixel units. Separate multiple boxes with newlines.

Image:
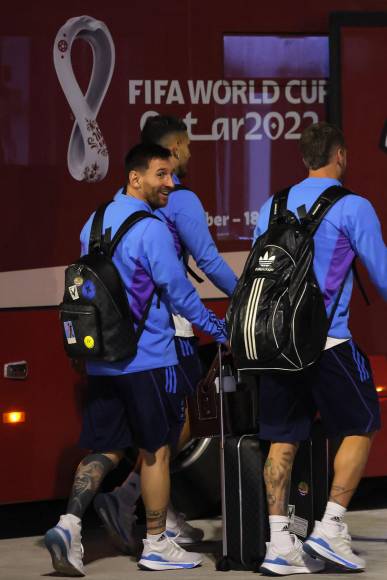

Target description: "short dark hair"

left=300, top=122, right=346, bottom=170
left=141, top=115, right=187, bottom=145
left=124, top=143, right=171, bottom=174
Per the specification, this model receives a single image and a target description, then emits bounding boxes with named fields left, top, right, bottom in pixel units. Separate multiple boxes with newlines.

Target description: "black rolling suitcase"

left=219, top=434, right=269, bottom=571
left=289, top=421, right=331, bottom=539
left=216, top=347, right=269, bottom=572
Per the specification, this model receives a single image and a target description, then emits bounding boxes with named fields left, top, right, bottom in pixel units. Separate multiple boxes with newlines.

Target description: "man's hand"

left=221, top=340, right=232, bottom=356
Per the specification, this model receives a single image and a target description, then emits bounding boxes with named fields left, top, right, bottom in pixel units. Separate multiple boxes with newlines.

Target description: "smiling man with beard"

left=44, top=143, right=228, bottom=575
left=93, top=116, right=238, bottom=552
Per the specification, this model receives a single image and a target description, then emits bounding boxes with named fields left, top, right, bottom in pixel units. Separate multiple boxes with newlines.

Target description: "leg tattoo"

left=329, top=484, right=357, bottom=505
left=67, top=453, right=115, bottom=518
left=146, top=507, right=168, bottom=535
left=264, top=446, right=297, bottom=515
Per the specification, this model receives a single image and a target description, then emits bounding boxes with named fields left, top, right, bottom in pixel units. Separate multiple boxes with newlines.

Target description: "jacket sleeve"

left=79, top=213, right=94, bottom=256
left=342, top=196, right=387, bottom=300
left=143, top=220, right=227, bottom=342
left=253, top=196, right=272, bottom=243
left=174, top=190, right=238, bottom=296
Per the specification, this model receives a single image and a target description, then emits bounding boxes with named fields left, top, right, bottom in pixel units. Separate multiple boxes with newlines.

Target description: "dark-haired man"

left=44, top=143, right=228, bottom=575
left=94, top=115, right=238, bottom=548
left=255, top=122, right=387, bottom=575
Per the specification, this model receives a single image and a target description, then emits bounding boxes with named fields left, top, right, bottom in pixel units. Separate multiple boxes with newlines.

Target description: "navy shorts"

left=259, top=340, right=381, bottom=442
left=174, top=336, right=203, bottom=391
left=79, top=365, right=195, bottom=454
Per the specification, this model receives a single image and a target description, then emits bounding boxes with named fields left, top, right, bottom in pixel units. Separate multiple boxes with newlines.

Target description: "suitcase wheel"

left=216, top=556, right=231, bottom=571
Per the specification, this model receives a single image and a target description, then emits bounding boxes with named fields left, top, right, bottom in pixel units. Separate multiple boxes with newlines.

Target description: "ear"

left=171, top=145, right=180, bottom=160
left=129, top=170, right=141, bottom=189
left=336, top=147, right=346, bottom=165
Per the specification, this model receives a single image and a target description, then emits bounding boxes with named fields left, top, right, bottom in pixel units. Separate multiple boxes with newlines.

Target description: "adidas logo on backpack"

left=226, top=185, right=355, bottom=373
left=255, top=251, right=276, bottom=272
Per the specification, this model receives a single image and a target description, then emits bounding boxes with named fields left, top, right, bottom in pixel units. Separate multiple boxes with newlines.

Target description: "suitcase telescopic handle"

left=218, top=344, right=228, bottom=558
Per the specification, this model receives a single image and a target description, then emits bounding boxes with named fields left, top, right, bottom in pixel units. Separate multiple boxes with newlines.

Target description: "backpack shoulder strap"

left=88, top=201, right=112, bottom=254
left=183, top=257, right=204, bottom=284
left=166, top=183, right=205, bottom=283
left=108, top=211, right=161, bottom=257
left=306, top=185, right=355, bottom=236
left=269, top=187, right=291, bottom=225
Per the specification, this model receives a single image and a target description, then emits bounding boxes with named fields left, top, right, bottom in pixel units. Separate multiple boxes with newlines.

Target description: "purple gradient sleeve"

left=143, top=220, right=227, bottom=343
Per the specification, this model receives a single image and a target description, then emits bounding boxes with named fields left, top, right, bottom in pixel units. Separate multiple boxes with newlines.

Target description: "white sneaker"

left=44, top=514, right=85, bottom=576
left=260, top=534, right=325, bottom=576
left=166, top=508, right=204, bottom=544
left=303, top=521, right=365, bottom=571
left=138, top=534, right=202, bottom=570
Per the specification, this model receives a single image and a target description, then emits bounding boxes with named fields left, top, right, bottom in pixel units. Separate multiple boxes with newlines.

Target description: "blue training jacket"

left=80, top=190, right=227, bottom=376
left=253, top=177, right=387, bottom=339
left=155, top=177, right=238, bottom=297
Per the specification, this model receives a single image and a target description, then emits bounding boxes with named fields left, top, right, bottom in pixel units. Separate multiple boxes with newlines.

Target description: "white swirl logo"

left=53, top=15, right=115, bottom=182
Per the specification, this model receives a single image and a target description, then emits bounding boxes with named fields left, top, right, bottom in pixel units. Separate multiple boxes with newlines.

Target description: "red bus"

left=1, top=1, right=386, bottom=506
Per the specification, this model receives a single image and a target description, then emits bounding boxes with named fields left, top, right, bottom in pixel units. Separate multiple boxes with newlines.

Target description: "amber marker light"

left=376, top=386, right=386, bottom=394
left=3, top=411, right=26, bottom=424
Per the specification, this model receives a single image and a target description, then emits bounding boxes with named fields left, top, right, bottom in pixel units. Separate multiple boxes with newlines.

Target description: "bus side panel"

left=0, top=309, right=85, bottom=503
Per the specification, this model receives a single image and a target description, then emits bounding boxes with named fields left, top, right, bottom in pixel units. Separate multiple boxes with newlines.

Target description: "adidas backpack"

left=59, top=201, right=159, bottom=362
left=227, top=185, right=354, bottom=372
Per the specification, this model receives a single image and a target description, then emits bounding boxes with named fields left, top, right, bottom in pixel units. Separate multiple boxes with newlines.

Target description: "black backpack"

left=227, top=185, right=355, bottom=373
left=59, top=202, right=159, bottom=362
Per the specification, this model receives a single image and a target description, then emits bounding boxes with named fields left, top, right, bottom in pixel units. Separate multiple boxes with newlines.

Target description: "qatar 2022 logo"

left=53, top=15, right=115, bottom=183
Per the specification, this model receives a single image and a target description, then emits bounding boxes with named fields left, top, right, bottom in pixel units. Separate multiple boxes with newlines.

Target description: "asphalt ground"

left=0, top=510, right=387, bottom=579
left=1, top=479, right=387, bottom=580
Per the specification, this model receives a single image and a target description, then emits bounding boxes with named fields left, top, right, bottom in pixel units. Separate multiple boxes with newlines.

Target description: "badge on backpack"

left=82, top=280, right=96, bottom=300
left=64, top=321, right=77, bottom=344
left=84, top=335, right=95, bottom=349
left=68, top=285, right=79, bottom=300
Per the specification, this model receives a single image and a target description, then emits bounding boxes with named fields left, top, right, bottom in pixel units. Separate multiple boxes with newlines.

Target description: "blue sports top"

left=80, top=190, right=227, bottom=376
left=155, top=177, right=238, bottom=297
left=253, top=177, right=387, bottom=339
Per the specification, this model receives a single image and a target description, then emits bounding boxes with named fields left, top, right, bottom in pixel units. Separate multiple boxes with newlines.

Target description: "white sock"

left=147, top=531, right=166, bottom=542
left=269, top=515, right=293, bottom=551
left=113, top=471, right=141, bottom=504
left=321, top=501, right=347, bottom=535
left=166, top=502, right=178, bottom=527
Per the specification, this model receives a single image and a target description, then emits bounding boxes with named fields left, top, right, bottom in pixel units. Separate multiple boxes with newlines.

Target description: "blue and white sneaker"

left=138, top=534, right=202, bottom=571
left=260, top=534, right=325, bottom=576
left=303, top=521, right=365, bottom=571
left=44, top=514, right=85, bottom=577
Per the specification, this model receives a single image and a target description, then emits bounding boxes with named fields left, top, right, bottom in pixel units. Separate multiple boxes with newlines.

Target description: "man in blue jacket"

left=45, top=143, right=228, bottom=575
left=256, top=122, right=387, bottom=576
left=93, top=115, right=238, bottom=549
